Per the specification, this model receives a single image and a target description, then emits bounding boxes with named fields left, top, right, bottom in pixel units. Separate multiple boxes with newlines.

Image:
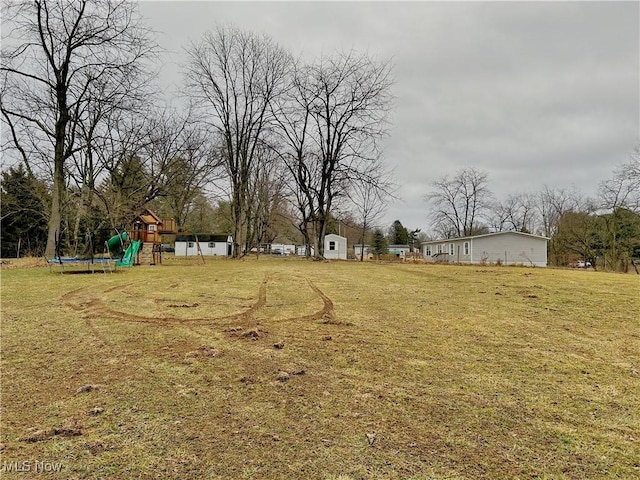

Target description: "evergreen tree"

left=1, top=165, right=50, bottom=257
left=371, top=228, right=388, bottom=258
left=389, top=219, right=409, bottom=244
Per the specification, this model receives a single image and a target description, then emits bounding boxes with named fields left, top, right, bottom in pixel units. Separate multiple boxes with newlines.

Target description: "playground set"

left=46, top=209, right=177, bottom=273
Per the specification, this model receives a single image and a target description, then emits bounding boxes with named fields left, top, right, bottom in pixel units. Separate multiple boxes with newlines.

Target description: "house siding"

left=471, top=233, right=547, bottom=266
left=423, top=232, right=548, bottom=267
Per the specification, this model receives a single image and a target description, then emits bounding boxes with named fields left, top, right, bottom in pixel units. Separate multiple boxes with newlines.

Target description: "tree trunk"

left=45, top=137, right=66, bottom=257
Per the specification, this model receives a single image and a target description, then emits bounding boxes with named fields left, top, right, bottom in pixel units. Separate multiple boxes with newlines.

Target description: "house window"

left=148, top=224, right=156, bottom=232
left=437, top=244, right=443, bottom=254
left=329, top=241, right=336, bottom=251
left=188, top=242, right=194, bottom=248
left=208, top=242, right=215, bottom=248
left=464, top=242, right=470, bottom=256
left=449, top=243, right=455, bottom=255
left=425, top=245, right=432, bottom=256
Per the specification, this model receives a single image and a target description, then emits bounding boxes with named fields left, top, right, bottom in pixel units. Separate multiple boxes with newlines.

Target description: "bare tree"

left=535, top=185, right=584, bottom=238
left=91, top=110, right=149, bottom=229
left=153, top=121, right=223, bottom=231
left=270, top=60, right=318, bottom=257
left=1, top=0, right=156, bottom=256
left=598, top=156, right=640, bottom=214
left=595, top=153, right=640, bottom=270
left=425, top=167, right=493, bottom=238
left=535, top=185, right=586, bottom=266
left=273, top=51, right=394, bottom=259
left=347, top=159, right=394, bottom=261
left=184, top=25, right=290, bottom=257
left=85, top=108, right=221, bottom=232
left=244, top=140, right=287, bottom=255
left=491, top=192, right=539, bottom=233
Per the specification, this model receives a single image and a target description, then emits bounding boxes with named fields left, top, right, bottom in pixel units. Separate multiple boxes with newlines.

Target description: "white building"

left=270, top=243, right=296, bottom=255
left=296, top=245, right=315, bottom=257
left=353, top=244, right=372, bottom=260
left=324, top=234, right=347, bottom=260
left=388, top=244, right=411, bottom=259
left=175, top=234, right=233, bottom=257
left=422, top=231, right=549, bottom=267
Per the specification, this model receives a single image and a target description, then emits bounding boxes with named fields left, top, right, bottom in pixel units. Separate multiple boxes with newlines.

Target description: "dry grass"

left=1, top=257, right=639, bottom=479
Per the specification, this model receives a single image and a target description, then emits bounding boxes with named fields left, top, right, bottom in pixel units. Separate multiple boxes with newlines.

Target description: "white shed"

left=324, top=234, right=347, bottom=260
left=175, top=234, right=233, bottom=257
left=422, top=231, right=549, bottom=267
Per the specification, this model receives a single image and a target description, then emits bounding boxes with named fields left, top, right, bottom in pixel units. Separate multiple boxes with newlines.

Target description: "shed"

left=324, top=234, right=347, bottom=260
left=175, top=234, right=233, bottom=257
left=422, top=231, right=549, bottom=267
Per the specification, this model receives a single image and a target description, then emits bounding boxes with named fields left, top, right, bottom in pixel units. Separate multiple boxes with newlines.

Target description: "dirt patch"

left=184, top=345, right=220, bottom=359
left=240, top=328, right=264, bottom=340
left=22, top=426, right=83, bottom=443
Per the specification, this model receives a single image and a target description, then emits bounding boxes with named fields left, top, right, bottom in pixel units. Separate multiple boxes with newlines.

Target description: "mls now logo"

left=2, top=460, right=63, bottom=473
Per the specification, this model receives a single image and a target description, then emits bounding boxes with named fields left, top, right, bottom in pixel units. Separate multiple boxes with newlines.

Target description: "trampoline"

left=46, top=256, right=115, bottom=274
left=45, top=231, right=124, bottom=274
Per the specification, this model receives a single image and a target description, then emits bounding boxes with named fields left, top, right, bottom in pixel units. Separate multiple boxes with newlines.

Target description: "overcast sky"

left=139, top=1, right=639, bottom=233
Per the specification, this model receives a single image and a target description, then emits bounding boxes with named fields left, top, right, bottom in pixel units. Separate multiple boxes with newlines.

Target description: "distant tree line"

left=1, top=1, right=395, bottom=259
left=2, top=1, right=637, bottom=270
left=423, top=154, right=640, bottom=272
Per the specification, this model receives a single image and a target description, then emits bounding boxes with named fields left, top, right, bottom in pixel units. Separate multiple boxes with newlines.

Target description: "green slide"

left=116, top=240, right=141, bottom=267
left=107, top=232, right=128, bottom=257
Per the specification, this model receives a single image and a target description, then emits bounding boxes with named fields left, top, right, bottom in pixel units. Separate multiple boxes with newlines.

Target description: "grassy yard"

left=1, top=257, right=638, bottom=479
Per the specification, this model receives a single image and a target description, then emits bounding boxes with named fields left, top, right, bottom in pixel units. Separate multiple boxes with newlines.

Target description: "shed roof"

left=175, top=234, right=231, bottom=243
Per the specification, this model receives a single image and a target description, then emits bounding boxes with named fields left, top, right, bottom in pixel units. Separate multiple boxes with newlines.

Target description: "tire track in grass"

left=60, top=271, right=337, bottom=330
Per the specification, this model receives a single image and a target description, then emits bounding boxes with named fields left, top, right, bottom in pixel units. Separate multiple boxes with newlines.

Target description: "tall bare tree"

left=273, top=51, right=394, bottom=258
left=425, top=167, right=493, bottom=238
left=1, top=0, right=156, bottom=256
left=347, top=159, right=394, bottom=260
left=149, top=117, right=222, bottom=231
left=184, top=25, right=290, bottom=257
left=271, top=60, right=318, bottom=257
left=243, top=140, right=287, bottom=255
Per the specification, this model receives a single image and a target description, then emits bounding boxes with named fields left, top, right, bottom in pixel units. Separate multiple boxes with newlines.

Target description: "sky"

left=139, top=1, right=640, bottom=234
